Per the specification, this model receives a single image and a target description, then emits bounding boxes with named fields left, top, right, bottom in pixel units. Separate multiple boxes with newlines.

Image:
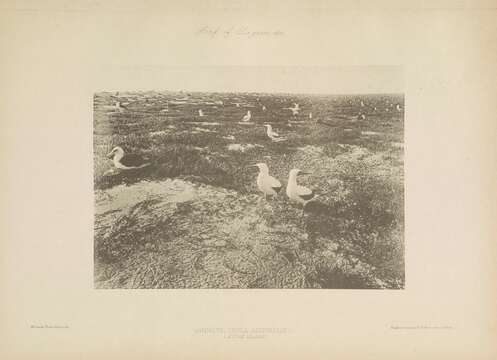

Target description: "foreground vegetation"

left=94, top=91, right=404, bottom=289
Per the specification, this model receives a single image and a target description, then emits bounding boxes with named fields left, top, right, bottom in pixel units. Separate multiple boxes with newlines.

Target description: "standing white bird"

left=309, top=112, right=313, bottom=119
left=264, top=124, right=286, bottom=141
left=107, top=146, right=150, bottom=170
left=241, top=110, right=251, bottom=122
left=262, top=105, right=266, bottom=111
left=250, top=163, right=282, bottom=200
left=396, top=104, right=402, bottom=111
left=198, top=109, right=205, bottom=117
left=286, top=168, right=317, bottom=215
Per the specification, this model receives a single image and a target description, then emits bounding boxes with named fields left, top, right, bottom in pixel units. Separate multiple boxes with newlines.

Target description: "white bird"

left=361, top=101, right=364, bottom=107
left=107, top=146, right=150, bottom=170
left=286, top=168, right=317, bottom=214
left=103, top=101, right=126, bottom=112
left=285, top=103, right=300, bottom=115
left=396, top=104, right=402, bottom=111
left=264, top=124, right=286, bottom=141
left=198, top=109, right=205, bottom=117
left=241, top=110, right=251, bottom=122
left=262, top=105, right=267, bottom=111
left=309, top=112, right=313, bottom=119
left=359, top=114, right=366, bottom=120
left=250, top=163, right=282, bottom=200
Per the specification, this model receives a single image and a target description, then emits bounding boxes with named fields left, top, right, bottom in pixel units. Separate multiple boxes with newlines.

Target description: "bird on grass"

left=264, top=124, right=286, bottom=142
left=262, top=105, right=267, bottom=111
left=285, top=103, right=299, bottom=116
left=309, top=112, right=313, bottom=119
left=250, top=163, right=282, bottom=200
left=198, top=109, right=205, bottom=117
left=241, top=110, right=251, bottom=122
left=286, top=168, right=317, bottom=216
left=107, top=146, right=151, bottom=170
left=103, top=101, right=126, bottom=112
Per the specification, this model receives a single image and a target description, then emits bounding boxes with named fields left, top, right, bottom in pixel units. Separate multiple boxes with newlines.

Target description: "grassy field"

left=94, top=91, right=404, bottom=289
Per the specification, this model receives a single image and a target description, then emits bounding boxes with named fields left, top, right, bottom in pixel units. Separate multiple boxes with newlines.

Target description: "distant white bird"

left=374, top=107, right=377, bottom=111
left=198, top=109, right=205, bottom=117
left=107, top=146, right=150, bottom=170
left=250, top=163, right=282, bottom=200
left=262, top=105, right=267, bottom=111
left=286, top=168, right=317, bottom=214
left=285, top=103, right=300, bottom=115
left=264, top=124, right=286, bottom=141
left=359, top=114, right=366, bottom=120
left=241, top=110, right=251, bottom=122
left=103, top=101, right=126, bottom=112
left=361, top=101, right=365, bottom=107
left=309, top=112, right=313, bottom=119
left=396, top=104, right=402, bottom=111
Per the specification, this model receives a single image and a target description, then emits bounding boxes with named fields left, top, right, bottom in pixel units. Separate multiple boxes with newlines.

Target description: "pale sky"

left=106, top=66, right=403, bottom=95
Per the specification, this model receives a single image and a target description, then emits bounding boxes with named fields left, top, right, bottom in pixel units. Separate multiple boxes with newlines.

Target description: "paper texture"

left=1, top=0, right=496, bottom=358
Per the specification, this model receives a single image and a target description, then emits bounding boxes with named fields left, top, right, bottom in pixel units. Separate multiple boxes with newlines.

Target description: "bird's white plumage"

left=104, top=101, right=125, bottom=112
left=254, top=163, right=282, bottom=197
left=107, top=146, right=150, bottom=170
left=264, top=124, right=285, bottom=141
left=198, top=109, right=204, bottom=117
left=241, top=110, right=251, bottom=122
left=286, top=168, right=315, bottom=205
left=284, top=103, right=299, bottom=115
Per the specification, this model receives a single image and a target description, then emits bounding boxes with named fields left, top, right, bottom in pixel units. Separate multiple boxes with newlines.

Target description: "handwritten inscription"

left=196, top=26, right=284, bottom=38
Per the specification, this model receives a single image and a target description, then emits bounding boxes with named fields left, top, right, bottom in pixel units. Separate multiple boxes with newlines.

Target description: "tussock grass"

left=94, top=91, right=404, bottom=289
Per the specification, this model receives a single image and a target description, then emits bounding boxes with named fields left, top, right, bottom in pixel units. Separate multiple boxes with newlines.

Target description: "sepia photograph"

left=93, top=66, right=404, bottom=289
left=3, top=1, right=497, bottom=358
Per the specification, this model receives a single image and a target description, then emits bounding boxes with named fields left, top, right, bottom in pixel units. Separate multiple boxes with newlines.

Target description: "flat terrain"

left=94, top=91, right=404, bottom=289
